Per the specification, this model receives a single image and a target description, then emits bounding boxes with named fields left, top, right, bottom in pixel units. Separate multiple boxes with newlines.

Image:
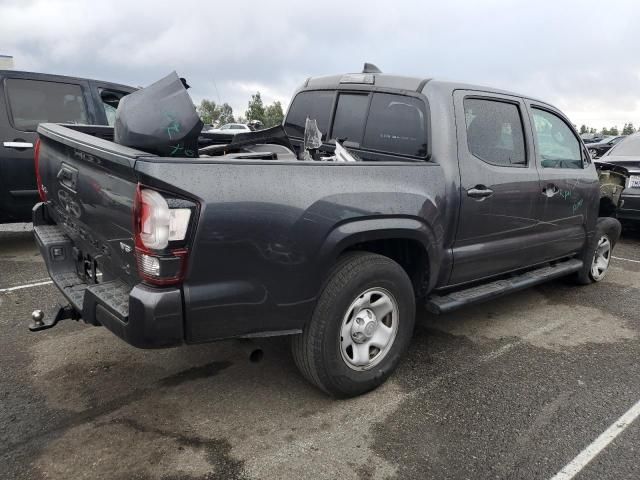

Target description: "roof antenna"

left=362, top=63, right=382, bottom=74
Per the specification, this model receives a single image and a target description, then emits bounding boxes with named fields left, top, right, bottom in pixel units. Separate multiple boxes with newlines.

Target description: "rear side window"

left=363, top=93, right=427, bottom=157
left=5, top=78, right=88, bottom=131
left=284, top=90, right=334, bottom=139
left=532, top=108, right=583, bottom=169
left=464, top=98, right=526, bottom=167
left=331, top=93, right=369, bottom=145
left=99, top=89, right=128, bottom=126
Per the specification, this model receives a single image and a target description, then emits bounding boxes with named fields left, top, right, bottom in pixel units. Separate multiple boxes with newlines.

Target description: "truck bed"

left=34, top=123, right=447, bottom=345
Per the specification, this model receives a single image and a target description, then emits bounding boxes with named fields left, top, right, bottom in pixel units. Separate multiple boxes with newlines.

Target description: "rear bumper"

left=619, top=193, right=640, bottom=222
left=33, top=203, right=184, bottom=348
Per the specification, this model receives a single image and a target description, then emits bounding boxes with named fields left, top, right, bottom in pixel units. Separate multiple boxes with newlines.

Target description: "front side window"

left=284, top=90, right=334, bottom=140
left=362, top=93, right=427, bottom=157
left=531, top=108, right=582, bottom=169
left=6, top=78, right=88, bottom=131
left=464, top=98, right=526, bottom=167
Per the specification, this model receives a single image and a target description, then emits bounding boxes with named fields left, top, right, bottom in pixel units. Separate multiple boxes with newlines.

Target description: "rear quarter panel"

left=135, top=159, right=448, bottom=341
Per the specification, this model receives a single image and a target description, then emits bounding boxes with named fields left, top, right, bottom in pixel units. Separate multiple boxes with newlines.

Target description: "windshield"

left=608, top=135, right=640, bottom=156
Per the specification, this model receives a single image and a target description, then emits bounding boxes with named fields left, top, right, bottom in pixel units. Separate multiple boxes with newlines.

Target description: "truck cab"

left=283, top=74, right=601, bottom=287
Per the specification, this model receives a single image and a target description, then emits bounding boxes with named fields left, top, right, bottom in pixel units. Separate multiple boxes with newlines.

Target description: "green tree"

left=245, top=92, right=265, bottom=123
left=263, top=101, right=284, bottom=128
left=622, top=123, right=635, bottom=135
left=609, top=126, right=619, bottom=136
left=579, top=124, right=587, bottom=134
left=601, top=127, right=610, bottom=136
left=197, top=99, right=235, bottom=126
left=218, top=103, right=235, bottom=125
left=197, top=99, right=220, bottom=125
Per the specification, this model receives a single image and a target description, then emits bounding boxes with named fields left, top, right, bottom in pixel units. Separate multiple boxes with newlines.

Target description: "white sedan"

left=207, top=123, right=252, bottom=134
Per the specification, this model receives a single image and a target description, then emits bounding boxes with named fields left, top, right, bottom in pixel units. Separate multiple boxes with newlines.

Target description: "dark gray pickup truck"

left=31, top=69, right=626, bottom=397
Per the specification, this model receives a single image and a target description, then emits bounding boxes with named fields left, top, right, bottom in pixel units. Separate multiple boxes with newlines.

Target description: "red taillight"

left=133, top=184, right=195, bottom=286
left=34, top=138, right=47, bottom=201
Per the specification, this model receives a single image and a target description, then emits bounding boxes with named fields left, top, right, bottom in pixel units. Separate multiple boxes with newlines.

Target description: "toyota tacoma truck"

left=31, top=68, right=625, bottom=397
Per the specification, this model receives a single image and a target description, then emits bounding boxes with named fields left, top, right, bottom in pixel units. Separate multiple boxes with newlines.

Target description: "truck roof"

left=0, top=69, right=135, bottom=92
left=303, top=72, right=548, bottom=106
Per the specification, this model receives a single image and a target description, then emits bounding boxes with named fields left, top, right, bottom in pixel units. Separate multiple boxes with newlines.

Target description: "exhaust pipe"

left=235, top=339, right=264, bottom=363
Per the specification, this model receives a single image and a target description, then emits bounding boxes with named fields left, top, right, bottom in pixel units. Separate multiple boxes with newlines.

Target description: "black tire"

left=291, top=252, right=416, bottom=398
left=574, top=217, right=621, bottom=285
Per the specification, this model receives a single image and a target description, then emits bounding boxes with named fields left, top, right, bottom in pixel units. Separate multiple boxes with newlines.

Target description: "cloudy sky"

left=1, top=0, right=639, bottom=129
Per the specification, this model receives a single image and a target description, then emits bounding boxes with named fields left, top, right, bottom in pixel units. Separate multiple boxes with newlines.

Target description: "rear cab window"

left=331, top=93, right=369, bottom=146
left=285, top=89, right=428, bottom=160
left=5, top=78, right=88, bottom=131
left=284, top=91, right=334, bottom=140
left=363, top=93, right=427, bottom=157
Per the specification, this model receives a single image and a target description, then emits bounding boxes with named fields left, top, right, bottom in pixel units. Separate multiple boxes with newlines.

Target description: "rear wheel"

left=291, top=252, right=415, bottom=397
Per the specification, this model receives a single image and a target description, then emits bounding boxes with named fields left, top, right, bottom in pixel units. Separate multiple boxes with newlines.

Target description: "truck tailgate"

left=36, top=123, right=147, bottom=287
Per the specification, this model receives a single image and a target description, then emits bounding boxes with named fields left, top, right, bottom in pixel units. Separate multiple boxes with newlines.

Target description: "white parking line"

left=613, top=256, right=640, bottom=264
left=0, top=280, right=53, bottom=293
left=549, top=399, right=640, bottom=480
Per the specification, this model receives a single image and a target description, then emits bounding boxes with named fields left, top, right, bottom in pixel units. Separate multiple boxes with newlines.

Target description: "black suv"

left=0, top=70, right=134, bottom=223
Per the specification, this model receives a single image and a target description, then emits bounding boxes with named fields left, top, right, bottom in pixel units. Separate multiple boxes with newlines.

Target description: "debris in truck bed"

left=114, top=72, right=203, bottom=157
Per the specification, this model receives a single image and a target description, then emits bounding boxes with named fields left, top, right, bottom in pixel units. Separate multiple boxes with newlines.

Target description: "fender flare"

left=313, top=216, right=443, bottom=295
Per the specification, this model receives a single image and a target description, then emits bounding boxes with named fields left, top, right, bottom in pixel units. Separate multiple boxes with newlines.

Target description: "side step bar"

left=426, top=259, right=583, bottom=314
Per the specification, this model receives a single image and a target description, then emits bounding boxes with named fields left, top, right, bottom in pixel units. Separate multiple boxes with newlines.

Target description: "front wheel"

left=574, top=217, right=621, bottom=284
left=589, top=235, right=612, bottom=281
left=291, top=252, right=416, bottom=397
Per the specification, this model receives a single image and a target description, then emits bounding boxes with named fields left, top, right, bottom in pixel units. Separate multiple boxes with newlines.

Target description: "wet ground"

left=1, top=223, right=638, bottom=480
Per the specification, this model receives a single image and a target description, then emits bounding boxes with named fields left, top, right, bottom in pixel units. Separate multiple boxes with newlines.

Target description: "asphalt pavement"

left=1, top=222, right=638, bottom=480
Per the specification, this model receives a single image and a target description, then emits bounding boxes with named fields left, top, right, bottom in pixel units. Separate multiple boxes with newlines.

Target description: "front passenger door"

left=527, top=105, right=599, bottom=261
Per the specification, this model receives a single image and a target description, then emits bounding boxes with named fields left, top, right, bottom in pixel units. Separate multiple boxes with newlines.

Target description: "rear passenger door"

left=0, top=74, right=92, bottom=221
left=525, top=103, right=598, bottom=260
left=450, top=91, right=544, bottom=285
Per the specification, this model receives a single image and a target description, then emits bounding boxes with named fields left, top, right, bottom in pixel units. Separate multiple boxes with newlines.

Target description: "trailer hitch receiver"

left=29, top=304, right=81, bottom=332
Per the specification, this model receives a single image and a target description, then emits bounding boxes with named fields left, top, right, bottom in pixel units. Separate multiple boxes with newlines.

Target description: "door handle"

left=467, top=185, right=494, bottom=199
left=542, top=184, right=559, bottom=197
left=3, top=141, right=34, bottom=149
